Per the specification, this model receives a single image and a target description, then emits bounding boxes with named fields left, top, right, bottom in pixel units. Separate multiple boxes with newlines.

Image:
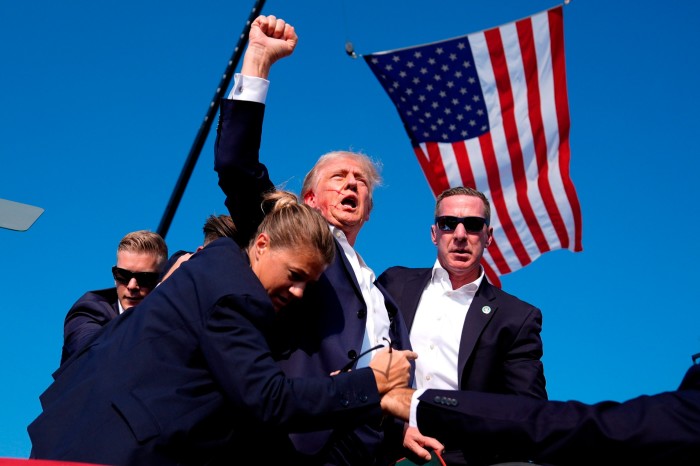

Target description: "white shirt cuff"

left=227, top=73, right=269, bottom=103
left=409, top=388, right=426, bottom=428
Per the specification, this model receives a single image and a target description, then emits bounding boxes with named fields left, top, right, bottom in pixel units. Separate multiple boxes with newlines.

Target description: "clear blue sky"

left=2, top=0, right=699, bottom=458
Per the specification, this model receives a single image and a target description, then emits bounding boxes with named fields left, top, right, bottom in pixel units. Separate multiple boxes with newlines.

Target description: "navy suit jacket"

left=417, top=363, right=700, bottom=465
left=61, top=287, right=119, bottom=365
left=29, top=238, right=382, bottom=466
left=377, top=267, right=546, bottom=398
left=215, top=98, right=412, bottom=464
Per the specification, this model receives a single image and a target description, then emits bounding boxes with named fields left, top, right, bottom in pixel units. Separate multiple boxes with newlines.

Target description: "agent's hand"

left=369, top=348, right=417, bottom=394
left=159, top=253, right=193, bottom=283
left=241, top=15, right=298, bottom=79
left=402, top=425, right=444, bottom=462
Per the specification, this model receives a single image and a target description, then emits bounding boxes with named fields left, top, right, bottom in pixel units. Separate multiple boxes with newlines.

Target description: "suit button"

left=450, top=399, right=458, bottom=406
left=357, top=309, right=366, bottom=319
left=348, top=350, right=358, bottom=360
left=341, top=398, right=350, bottom=407
left=433, top=395, right=442, bottom=404
left=359, top=394, right=368, bottom=402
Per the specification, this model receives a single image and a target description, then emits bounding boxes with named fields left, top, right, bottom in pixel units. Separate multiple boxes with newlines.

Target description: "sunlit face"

left=431, top=194, right=493, bottom=289
left=249, top=233, right=327, bottom=311
left=303, top=156, right=371, bottom=244
left=114, top=250, right=161, bottom=311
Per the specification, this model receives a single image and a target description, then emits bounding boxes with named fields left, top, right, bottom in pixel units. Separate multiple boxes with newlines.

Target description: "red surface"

left=0, top=459, right=105, bottom=466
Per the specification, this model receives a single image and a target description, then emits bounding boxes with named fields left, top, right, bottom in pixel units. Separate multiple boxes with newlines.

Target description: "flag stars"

left=365, top=35, right=489, bottom=144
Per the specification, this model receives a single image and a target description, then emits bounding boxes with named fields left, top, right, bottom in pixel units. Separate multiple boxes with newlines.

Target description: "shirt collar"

left=430, top=259, right=484, bottom=293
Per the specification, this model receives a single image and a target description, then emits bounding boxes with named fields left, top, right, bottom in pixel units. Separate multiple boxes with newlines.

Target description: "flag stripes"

left=365, top=6, right=582, bottom=285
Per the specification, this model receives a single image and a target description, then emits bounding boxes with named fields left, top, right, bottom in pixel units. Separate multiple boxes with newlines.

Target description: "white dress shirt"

left=332, top=226, right=391, bottom=361
left=411, top=260, right=484, bottom=390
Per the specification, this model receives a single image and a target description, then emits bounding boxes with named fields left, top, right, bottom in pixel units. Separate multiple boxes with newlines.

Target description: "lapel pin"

left=482, top=306, right=492, bottom=315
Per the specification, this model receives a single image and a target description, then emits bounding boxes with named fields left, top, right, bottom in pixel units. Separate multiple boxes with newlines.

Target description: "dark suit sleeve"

left=200, top=294, right=383, bottom=431
left=417, top=377, right=700, bottom=465
left=61, top=294, right=117, bottom=364
left=502, top=305, right=547, bottom=399
left=214, top=98, right=275, bottom=247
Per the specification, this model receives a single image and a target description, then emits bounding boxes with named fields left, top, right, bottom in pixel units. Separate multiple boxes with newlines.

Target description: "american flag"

left=364, top=6, right=582, bottom=286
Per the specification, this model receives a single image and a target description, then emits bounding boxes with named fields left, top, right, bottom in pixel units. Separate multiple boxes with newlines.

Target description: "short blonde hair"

left=117, top=230, right=168, bottom=270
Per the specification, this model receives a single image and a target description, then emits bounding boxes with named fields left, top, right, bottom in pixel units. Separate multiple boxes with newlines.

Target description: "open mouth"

left=340, top=195, right=357, bottom=209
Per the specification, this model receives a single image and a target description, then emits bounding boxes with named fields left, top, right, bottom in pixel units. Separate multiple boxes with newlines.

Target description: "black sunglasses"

left=435, top=215, right=489, bottom=233
left=112, top=266, right=160, bottom=289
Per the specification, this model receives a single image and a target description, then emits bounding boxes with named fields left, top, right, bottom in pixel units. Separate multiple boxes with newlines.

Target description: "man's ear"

left=485, top=227, right=494, bottom=248
left=431, top=225, right=438, bottom=246
left=303, top=190, right=316, bottom=207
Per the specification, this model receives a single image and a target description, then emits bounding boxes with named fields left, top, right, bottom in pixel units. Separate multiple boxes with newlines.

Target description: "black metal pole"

left=157, top=0, right=267, bottom=238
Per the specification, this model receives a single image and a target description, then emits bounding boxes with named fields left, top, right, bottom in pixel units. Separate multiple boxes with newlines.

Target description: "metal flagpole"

left=157, top=0, right=266, bottom=238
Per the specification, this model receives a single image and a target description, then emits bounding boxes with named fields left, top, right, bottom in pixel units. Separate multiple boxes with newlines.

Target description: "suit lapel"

left=401, top=270, right=432, bottom=331
left=457, top=280, right=497, bottom=386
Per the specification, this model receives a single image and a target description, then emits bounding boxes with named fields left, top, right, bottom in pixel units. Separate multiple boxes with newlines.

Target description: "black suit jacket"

left=60, top=287, right=119, bottom=365
left=28, top=238, right=382, bottom=466
left=417, top=363, right=700, bottom=465
left=214, top=98, right=412, bottom=464
left=377, top=266, right=546, bottom=398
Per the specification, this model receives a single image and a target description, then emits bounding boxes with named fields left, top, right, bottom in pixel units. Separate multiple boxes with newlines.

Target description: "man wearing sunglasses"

left=60, top=230, right=168, bottom=365
left=377, top=186, right=547, bottom=465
